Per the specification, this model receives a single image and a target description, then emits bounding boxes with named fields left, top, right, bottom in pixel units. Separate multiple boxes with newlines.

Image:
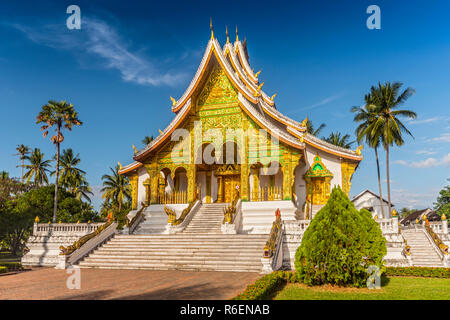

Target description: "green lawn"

left=274, top=277, right=450, bottom=300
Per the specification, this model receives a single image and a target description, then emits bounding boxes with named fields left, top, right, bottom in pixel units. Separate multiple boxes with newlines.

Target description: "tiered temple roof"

left=119, top=29, right=363, bottom=175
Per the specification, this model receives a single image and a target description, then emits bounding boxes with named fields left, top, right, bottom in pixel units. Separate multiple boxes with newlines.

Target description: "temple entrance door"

left=223, top=175, right=240, bottom=203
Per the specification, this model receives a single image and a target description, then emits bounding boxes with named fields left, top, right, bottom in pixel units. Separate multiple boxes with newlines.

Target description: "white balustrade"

left=33, top=223, right=103, bottom=237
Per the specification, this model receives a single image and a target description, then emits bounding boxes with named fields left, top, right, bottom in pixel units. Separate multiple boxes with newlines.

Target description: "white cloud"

left=431, top=133, right=450, bottom=143
left=391, top=188, right=437, bottom=209
left=289, top=93, right=345, bottom=114
left=416, top=149, right=437, bottom=155
left=407, top=117, right=440, bottom=125
left=394, top=153, right=450, bottom=168
left=12, top=18, right=186, bottom=87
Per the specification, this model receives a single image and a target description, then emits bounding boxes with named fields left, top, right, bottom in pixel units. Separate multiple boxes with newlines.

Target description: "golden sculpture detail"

left=392, top=208, right=397, bottom=217
left=355, top=145, right=364, bottom=155
left=132, top=145, right=138, bottom=154
left=235, top=25, right=239, bottom=41
left=210, top=18, right=214, bottom=39
left=225, top=26, right=229, bottom=43
left=158, top=129, right=163, bottom=135
left=255, top=70, right=261, bottom=78
left=118, top=161, right=122, bottom=170
left=34, top=216, right=40, bottom=223
left=170, top=96, right=176, bottom=106
left=301, top=117, right=308, bottom=128
left=270, top=93, right=277, bottom=100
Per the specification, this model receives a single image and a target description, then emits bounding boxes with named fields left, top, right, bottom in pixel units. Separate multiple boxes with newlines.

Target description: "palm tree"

left=52, top=149, right=85, bottom=189
left=0, top=171, right=9, bottom=180
left=367, top=82, right=417, bottom=214
left=14, top=144, right=30, bottom=183
left=306, top=118, right=326, bottom=136
left=142, top=135, right=154, bottom=146
left=351, top=94, right=385, bottom=217
left=101, top=165, right=131, bottom=212
left=23, top=148, right=51, bottom=186
left=71, top=174, right=93, bottom=202
left=36, top=100, right=83, bottom=222
left=323, top=132, right=355, bottom=149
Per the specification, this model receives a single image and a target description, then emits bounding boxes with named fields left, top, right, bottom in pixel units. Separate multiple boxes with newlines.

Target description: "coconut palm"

left=101, top=165, right=131, bottom=212
left=351, top=93, right=386, bottom=217
left=70, top=173, right=93, bottom=202
left=14, top=144, right=30, bottom=183
left=306, top=118, right=326, bottom=136
left=36, top=100, right=83, bottom=222
left=52, top=148, right=85, bottom=188
left=142, top=135, right=154, bottom=146
left=323, top=132, right=355, bottom=149
left=367, top=82, right=417, bottom=214
left=23, top=148, right=51, bottom=186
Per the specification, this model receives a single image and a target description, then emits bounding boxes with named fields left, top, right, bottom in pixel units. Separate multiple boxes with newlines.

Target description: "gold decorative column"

left=341, top=160, right=358, bottom=196
left=217, top=175, right=223, bottom=203
left=240, top=118, right=249, bottom=201
left=130, top=175, right=139, bottom=210
left=143, top=178, right=151, bottom=206
left=206, top=171, right=211, bottom=203
left=282, top=152, right=292, bottom=200
left=251, top=167, right=260, bottom=201
left=187, top=164, right=197, bottom=203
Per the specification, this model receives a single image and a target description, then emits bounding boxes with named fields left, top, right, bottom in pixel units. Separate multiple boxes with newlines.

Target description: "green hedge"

left=0, top=266, right=7, bottom=274
left=232, top=271, right=298, bottom=300
left=0, top=262, right=24, bottom=272
left=385, top=267, right=450, bottom=278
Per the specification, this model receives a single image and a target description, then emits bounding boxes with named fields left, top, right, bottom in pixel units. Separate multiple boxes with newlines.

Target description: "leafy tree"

left=101, top=165, right=131, bottom=212
left=23, top=148, right=51, bottom=186
left=0, top=171, right=9, bottom=180
left=306, top=118, right=326, bottom=136
left=367, top=82, right=417, bottom=214
left=323, top=132, right=355, bottom=149
left=351, top=94, right=385, bottom=217
left=142, top=135, right=154, bottom=146
left=434, top=184, right=450, bottom=218
left=52, top=148, right=85, bottom=187
left=13, top=185, right=98, bottom=223
left=295, top=186, right=386, bottom=287
left=14, top=144, right=30, bottom=183
left=36, top=100, right=83, bottom=222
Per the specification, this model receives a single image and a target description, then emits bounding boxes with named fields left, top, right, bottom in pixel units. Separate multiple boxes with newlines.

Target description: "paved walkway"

left=0, top=267, right=260, bottom=300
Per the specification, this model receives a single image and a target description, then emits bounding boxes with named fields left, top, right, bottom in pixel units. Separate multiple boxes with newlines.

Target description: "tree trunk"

left=374, top=147, right=385, bottom=218
left=386, top=144, right=392, bottom=215
left=21, top=158, right=24, bottom=183
left=52, top=127, right=60, bottom=223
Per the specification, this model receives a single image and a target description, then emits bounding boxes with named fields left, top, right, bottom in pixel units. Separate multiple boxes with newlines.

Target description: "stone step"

left=85, top=254, right=262, bottom=262
left=78, top=263, right=261, bottom=272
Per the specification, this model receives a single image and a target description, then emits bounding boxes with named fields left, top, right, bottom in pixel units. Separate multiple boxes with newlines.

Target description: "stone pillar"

left=442, top=219, right=448, bottom=234
left=206, top=171, right=211, bottom=203
left=392, top=216, right=399, bottom=234
left=252, top=167, right=260, bottom=201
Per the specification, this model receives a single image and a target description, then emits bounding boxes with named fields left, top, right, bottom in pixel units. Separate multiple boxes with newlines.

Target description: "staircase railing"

left=164, top=191, right=200, bottom=234
left=126, top=202, right=147, bottom=234
left=56, top=219, right=118, bottom=269
left=251, top=186, right=283, bottom=201
left=261, top=209, right=283, bottom=273
left=424, top=222, right=449, bottom=256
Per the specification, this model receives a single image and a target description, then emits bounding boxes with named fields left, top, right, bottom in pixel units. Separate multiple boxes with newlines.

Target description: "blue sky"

left=0, top=0, right=449, bottom=211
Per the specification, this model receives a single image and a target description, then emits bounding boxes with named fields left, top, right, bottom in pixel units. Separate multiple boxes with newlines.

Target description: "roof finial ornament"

left=355, top=145, right=364, bottom=155
left=226, top=26, right=229, bottom=44
left=132, top=145, right=138, bottom=155
left=236, top=25, right=239, bottom=42
left=255, top=70, right=261, bottom=78
left=301, top=117, right=308, bottom=128
left=210, top=18, right=214, bottom=39
left=170, top=96, right=176, bottom=106
left=271, top=93, right=277, bottom=100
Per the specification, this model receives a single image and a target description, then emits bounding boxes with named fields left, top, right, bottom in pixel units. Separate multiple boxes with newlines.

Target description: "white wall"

left=137, top=167, right=149, bottom=210
left=353, top=192, right=391, bottom=218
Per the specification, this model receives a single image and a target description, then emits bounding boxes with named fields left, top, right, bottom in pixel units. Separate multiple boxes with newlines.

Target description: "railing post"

left=442, top=219, right=448, bottom=234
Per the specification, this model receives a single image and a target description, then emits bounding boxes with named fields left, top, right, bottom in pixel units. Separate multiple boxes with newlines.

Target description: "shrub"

left=232, top=271, right=295, bottom=300
left=295, top=186, right=386, bottom=288
left=0, top=262, right=24, bottom=272
left=385, top=267, right=450, bottom=278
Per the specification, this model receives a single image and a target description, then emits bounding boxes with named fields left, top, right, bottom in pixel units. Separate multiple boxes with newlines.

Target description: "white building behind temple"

left=352, top=189, right=393, bottom=219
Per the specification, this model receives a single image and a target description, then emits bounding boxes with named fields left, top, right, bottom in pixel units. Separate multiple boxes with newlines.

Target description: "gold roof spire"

left=226, top=26, right=229, bottom=43
left=210, top=18, right=214, bottom=39
left=235, top=25, right=239, bottom=42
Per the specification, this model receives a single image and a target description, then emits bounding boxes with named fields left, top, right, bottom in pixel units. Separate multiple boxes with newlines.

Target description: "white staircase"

left=76, top=234, right=267, bottom=272
left=182, top=203, right=226, bottom=234
left=76, top=203, right=268, bottom=272
left=402, top=229, right=444, bottom=267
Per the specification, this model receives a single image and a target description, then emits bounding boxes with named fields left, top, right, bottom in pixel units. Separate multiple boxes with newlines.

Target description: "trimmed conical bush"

left=295, top=186, right=386, bottom=287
